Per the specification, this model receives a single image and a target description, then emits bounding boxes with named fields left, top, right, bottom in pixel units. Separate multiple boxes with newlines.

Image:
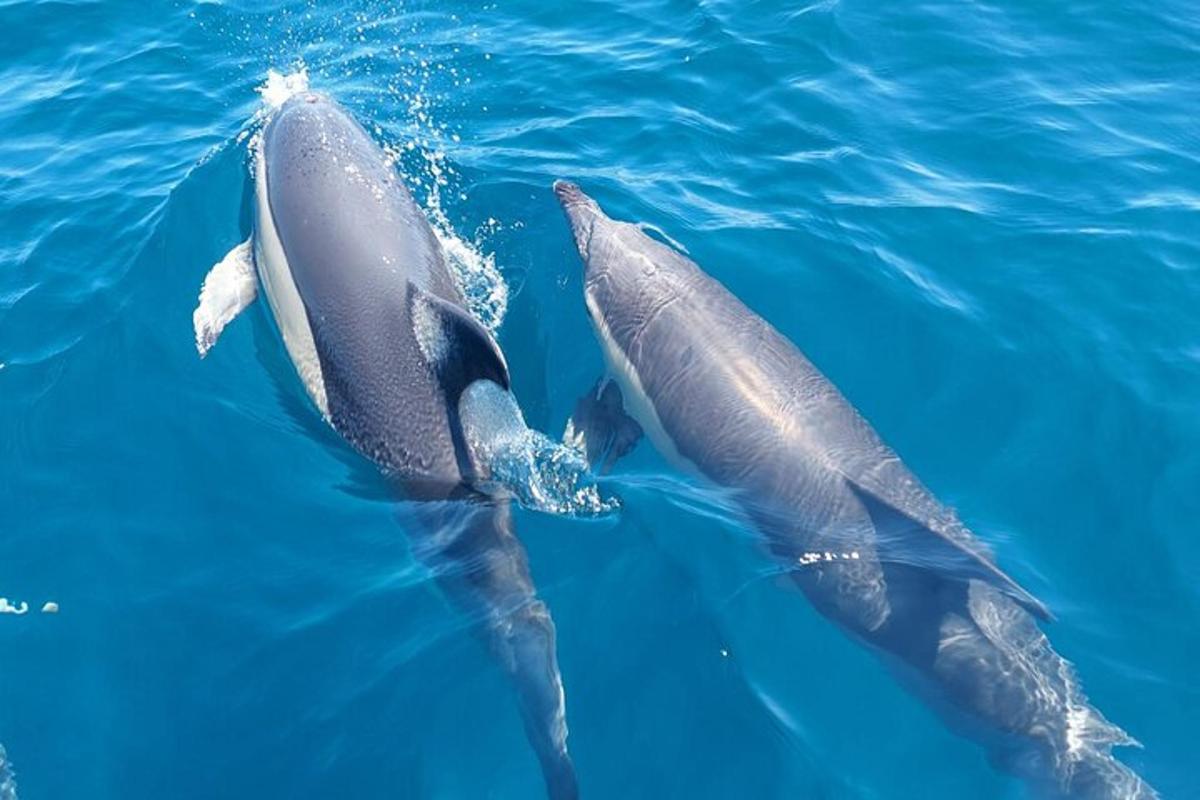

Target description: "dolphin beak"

left=553, top=180, right=589, bottom=207
left=553, top=180, right=600, bottom=261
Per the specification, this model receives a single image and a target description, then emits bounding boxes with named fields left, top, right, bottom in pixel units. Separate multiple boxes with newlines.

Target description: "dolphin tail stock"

left=404, top=497, right=579, bottom=800
left=906, top=578, right=1155, bottom=799
left=779, top=532, right=1154, bottom=798
left=494, top=591, right=580, bottom=800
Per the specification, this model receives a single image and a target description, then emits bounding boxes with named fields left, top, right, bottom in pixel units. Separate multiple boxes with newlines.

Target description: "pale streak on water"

left=0, top=745, right=16, bottom=800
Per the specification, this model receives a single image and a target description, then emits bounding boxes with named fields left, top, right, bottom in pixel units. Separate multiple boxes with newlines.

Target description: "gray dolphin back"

left=263, top=95, right=504, bottom=486
left=555, top=180, right=1154, bottom=799
left=555, top=180, right=1043, bottom=618
left=255, top=96, right=576, bottom=799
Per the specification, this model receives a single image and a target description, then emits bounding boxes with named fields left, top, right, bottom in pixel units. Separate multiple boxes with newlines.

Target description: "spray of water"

left=256, top=66, right=311, bottom=109
left=0, top=745, right=17, bottom=800
left=460, top=380, right=617, bottom=517
left=376, top=53, right=508, bottom=333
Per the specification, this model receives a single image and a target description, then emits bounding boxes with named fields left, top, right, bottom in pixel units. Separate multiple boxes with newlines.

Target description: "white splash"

left=797, top=551, right=861, bottom=566
left=237, top=65, right=311, bottom=155
left=379, top=45, right=509, bottom=332
left=401, top=139, right=508, bottom=333
left=0, top=744, right=15, bottom=800
left=0, top=599, right=27, bottom=615
left=432, top=217, right=508, bottom=334
left=256, top=66, right=310, bottom=110
left=459, top=380, right=617, bottom=517
left=384, top=137, right=506, bottom=331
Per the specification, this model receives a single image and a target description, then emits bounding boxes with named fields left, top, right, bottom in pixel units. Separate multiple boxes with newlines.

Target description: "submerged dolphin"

left=554, top=180, right=1154, bottom=799
left=190, top=94, right=578, bottom=799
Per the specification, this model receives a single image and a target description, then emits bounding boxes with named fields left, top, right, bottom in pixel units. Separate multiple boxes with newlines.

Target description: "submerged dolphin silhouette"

left=190, top=93, right=578, bottom=799
left=555, top=179, right=1154, bottom=800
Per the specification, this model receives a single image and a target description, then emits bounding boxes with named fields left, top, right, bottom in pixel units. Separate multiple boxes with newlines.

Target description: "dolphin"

left=189, top=93, right=578, bottom=799
left=554, top=180, right=1154, bottom=799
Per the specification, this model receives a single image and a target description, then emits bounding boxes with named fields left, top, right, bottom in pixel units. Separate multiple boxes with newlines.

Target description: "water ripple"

left=0, top=0, right=1196, bottom=797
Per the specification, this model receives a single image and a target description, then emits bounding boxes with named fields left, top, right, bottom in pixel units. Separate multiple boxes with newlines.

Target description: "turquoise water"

left=1, top=0, right=1197, bottom=797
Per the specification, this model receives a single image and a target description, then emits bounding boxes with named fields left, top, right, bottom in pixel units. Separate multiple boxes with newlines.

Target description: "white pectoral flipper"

left=193, top=239, right=258, bottom=357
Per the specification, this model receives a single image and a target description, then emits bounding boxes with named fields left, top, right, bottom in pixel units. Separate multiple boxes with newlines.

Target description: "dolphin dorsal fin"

left=847, top=480, right=1054, bottom=622
left=409, top=284, right=510, bottom=402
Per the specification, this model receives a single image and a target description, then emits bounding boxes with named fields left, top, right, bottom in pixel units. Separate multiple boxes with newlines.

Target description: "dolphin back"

left=255, top=95, right=576, bottom=799
left=260, top=95, right=491, bottom=484
left=555, top=180, right=1154, bottom=799
left=555, top=180, right=1042, bottom=616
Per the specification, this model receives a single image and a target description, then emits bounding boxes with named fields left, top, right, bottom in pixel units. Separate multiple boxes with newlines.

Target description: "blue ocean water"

left=1, top=0, right=1197, bottom=797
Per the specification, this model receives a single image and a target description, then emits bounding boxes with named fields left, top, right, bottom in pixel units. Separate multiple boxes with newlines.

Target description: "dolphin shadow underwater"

left=191, top=93, right=578, bottom=799
left=554, top=180, right=1155, bottom=799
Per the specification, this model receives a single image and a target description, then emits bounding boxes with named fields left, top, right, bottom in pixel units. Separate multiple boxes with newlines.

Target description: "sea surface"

left=1, top=1, right=1197, bottom=797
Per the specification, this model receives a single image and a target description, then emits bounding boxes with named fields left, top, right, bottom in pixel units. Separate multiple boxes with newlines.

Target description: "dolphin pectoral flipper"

left=847, top=481, right=1053, bottom=622
left=563, top=378, right=643, bottom=473
left=193, top=239, right=257, bottom=358
left=409, top=284, right=510, bottom=401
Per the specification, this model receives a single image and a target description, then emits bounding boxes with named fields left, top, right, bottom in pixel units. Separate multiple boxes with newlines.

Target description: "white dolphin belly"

left=252, top=141, right=330, bottom=419
left=585, top=289, right=701, bottom=477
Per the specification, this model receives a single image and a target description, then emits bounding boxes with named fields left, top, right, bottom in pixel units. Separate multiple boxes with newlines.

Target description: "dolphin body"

left=191, top=94, right=578, bottom=799
left=554, top=180, right=1154, bottom=799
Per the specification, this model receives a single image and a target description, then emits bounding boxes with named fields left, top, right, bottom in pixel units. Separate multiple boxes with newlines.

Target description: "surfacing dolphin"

left=190, top=93, right=578, bottom=799
left=554, top=180, right=1154, bottom=799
